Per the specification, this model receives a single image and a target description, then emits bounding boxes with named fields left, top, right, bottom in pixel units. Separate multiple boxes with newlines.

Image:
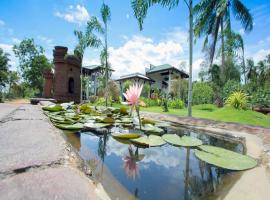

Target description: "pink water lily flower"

left=123, top=83, right=143, bottom=106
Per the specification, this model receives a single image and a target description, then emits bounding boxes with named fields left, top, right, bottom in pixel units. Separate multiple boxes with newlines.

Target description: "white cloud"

left=126, top=14, right=130, bottom=19
left=109, top=34, right=186, bottom=79
left=0, top=19, right=5, bottom=26
left=252, top=49, right=270, bottom=63
left=55, top=5, right=90, bottom=25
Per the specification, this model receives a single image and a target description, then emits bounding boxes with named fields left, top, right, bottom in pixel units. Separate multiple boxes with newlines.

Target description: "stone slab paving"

left=0, top=104, right=19, bottom=120
left=0, top=167, right=99, bottom=200
left=0, top=104, right=101, bottom=200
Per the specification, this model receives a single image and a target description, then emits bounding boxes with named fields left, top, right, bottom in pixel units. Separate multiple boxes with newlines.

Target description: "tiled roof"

left=146, top=64, right=189, bottom=78
left=116, top=72, right=154, bottom=82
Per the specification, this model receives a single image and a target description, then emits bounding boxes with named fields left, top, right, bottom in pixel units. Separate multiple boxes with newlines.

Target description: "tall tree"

left=194, top=0, right=253, bottom=84
left=131, top=0, right=194, bottom=117
left=13, top=39, right=52, bottom=96
left=100, top=2, right=111, bottom=107
left=0, top=48, right=10, bottom=102
left=74, top=16, right=103, bottom=102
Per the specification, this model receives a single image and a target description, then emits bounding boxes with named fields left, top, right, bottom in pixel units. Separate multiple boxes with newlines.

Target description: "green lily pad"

left=139, top=124, right=164, bottom=134
left=195, top=145, right=257, bottom=170
left=84, top=122, right=111, bottom=130
left=54, top=123, right=84, bottom=130
left=162, top=134, right=203, bottom=147
left=112, top=137, right=132, bottom=145
left=121, top=117, right=133, bottom=123
left=142, top=119, right=155, bottom=125
left=131, top=135, right=166, bottom=147
left=42, top=104, right=63, bottom=112
left=112, top=133, right=141, bottom=139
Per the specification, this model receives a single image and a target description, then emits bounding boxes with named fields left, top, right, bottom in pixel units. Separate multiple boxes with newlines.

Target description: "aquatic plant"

left=123, top=146, right=141, bottom=179
left=123, top=83, right=143, bottom=129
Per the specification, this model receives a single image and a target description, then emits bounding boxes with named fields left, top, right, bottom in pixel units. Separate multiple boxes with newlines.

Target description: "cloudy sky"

left=0, top=0, right=270, bottom=80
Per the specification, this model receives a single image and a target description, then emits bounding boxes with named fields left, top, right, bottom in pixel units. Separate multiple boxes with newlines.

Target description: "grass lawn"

left=113, top=103, right=270, bottom=128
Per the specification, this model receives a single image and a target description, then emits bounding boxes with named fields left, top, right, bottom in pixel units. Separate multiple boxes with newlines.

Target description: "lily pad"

left=42, top=104, right=63, bottom=112
left=54, top=123, right=84, bottom=130
left=112, top=137, right=132, bottom=145
left=142, top=118, right=155, bottom=125
left=131, top=135, right=166, bottom=147
left=162, top=134, right=203, bottom=147
left=139, top=124, right=164, bottom=134
left=195, top=145, right=257, bottom=170
left=112, top=133, right=141, bottom=139
left=84, top=123, right=111, bottom=130
left=155, top=122, right=171, bottom=127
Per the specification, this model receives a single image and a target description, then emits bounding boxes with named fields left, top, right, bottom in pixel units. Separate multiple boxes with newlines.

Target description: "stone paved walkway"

left=0, top=103, right=101, bottom=200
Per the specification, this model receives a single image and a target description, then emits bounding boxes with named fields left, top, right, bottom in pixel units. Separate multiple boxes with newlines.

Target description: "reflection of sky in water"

left=68, top=127, right=243, bottom=200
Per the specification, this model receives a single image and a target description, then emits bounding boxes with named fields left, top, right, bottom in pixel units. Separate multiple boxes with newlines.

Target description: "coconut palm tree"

left=194, top=0, right=253, bottom=84
left=100, top=2, right=111, bottom=107
left=74, top=16, right=102, bottom=102
left=131, top=0, right=194, bottom=117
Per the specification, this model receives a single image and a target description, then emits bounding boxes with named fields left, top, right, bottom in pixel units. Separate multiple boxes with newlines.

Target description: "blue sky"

left=0, top=0, right=270, bottom=79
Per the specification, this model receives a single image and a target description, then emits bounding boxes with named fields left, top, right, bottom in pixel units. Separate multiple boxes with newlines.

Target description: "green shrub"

left=225, top=91, right=248, bottom=109
left=96, top=97, right=105, bottom=106
left=222, top=80, right=242, bottom=100
left=192, top=82, right=214, bottom=105
left=89, top=95, right=98, bottom=103
left=250, top=88, right=270, bottom=108
left=140, top=97, right=161, bottom=107
left=168, top=99, right=184, bottom=109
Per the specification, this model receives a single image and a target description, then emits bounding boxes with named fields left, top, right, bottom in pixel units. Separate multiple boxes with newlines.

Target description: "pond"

left=64, top=125, right=245, bottom=200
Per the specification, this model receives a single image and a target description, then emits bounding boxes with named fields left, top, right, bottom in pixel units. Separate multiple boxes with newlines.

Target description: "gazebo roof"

left=116, top=72, right=155, bottom=82
left=146, top=64, right=189, bottom=78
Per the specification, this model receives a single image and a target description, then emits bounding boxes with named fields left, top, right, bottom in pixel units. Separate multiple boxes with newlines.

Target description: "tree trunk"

left=187, top=0, right=193, bottom=117
left=221, top=17, right=225, bottom=84
left=105, top=21, right=109, bottom=107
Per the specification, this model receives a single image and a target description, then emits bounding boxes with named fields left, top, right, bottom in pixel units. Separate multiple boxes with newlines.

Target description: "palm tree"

left=74, top=17, right=102, bottom=102
left=100, top=2, right=111, bottom=107
left=194, top=0, right=253, bottom=84
left=131, top=0, right=194, bottom=117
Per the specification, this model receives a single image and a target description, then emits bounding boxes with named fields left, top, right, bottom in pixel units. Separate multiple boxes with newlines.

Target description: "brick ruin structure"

left=43, top=46, right=81, bottom=103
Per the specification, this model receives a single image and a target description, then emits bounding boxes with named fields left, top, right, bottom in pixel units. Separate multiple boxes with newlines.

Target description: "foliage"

left=96, top=97, right=106, bottom=106
left=142, top=83, right=151, bottom=97
left=222, top=80, right=242, bottom=100
left=123, top=80, right=132, bottom=93
left=89, top=95, right=98, bottom=103
left=167, top=99, right=184, bottom=109
left=107, top=80, right=120, bottom=102
left=0, top=48, right=10, bottom=102
left=13, top=39, right=52, bottom=96
left=225, top=91, right=248, bottom=109
left=170, top=78, right=188, bottom=102
left=140, top=97, right=161, bottom=107
left=161, top=97, right=169, bottom=112
left=250, top=88, right=270, bottom=108
left=192, top=82, right=214, bottom=105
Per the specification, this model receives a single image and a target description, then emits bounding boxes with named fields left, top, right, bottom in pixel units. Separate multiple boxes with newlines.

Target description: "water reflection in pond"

left=65, top=126, right=244, bottom=200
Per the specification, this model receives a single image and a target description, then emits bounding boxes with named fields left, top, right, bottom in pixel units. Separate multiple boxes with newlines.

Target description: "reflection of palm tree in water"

left=98, top=132, right=109, bottom=162
left=123, top=146, right=144, bottom=180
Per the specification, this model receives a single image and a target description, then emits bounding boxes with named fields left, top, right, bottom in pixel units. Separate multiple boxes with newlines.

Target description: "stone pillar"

left=43, top=69, right=54, bottom=98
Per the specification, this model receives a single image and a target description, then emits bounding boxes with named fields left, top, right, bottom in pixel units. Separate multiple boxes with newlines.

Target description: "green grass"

left=112, top=103, right=270, bottom=128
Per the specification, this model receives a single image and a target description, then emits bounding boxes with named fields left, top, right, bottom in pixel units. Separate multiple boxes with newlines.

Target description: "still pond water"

left=65, top=126, right=244, bottom=200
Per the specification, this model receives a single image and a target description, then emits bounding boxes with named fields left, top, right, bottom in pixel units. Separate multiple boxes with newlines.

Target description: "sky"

left=0, top=0, right=270, bottom=80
